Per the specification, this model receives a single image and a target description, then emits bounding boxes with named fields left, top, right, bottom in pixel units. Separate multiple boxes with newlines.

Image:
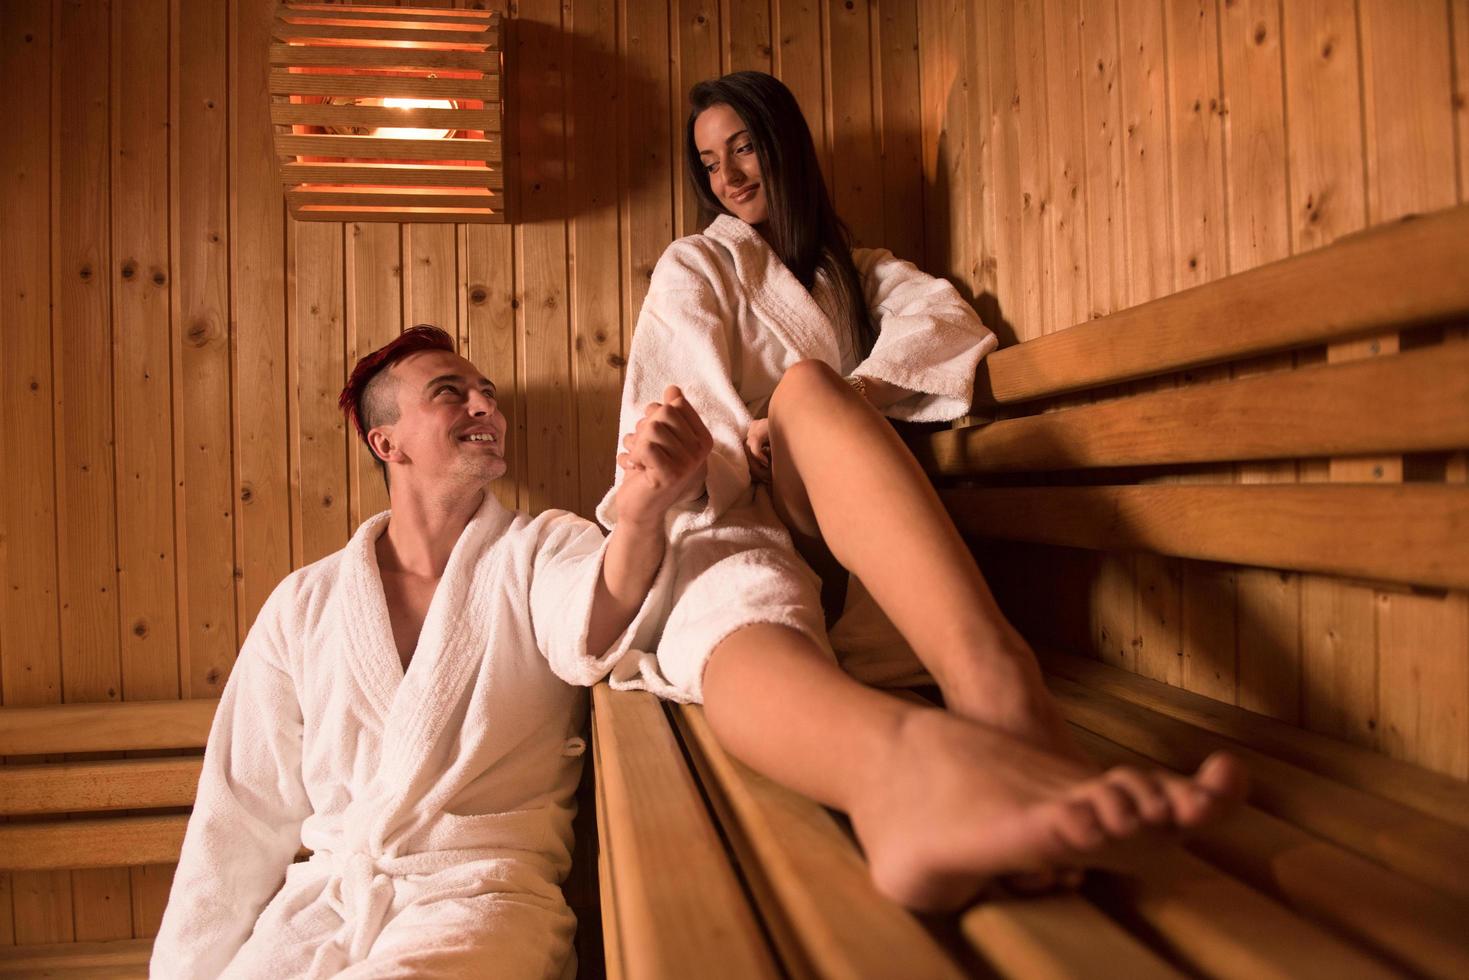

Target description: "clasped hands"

left=616, top=386, right=714, bottom=525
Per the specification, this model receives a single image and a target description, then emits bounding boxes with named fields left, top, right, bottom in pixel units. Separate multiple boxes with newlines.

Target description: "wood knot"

left=206, top=667, right=223, bottom=685
left=29, top=379, right=39, bottom=391
left=1321, top=39, right=1334, bottom=59
left=208, top=232, right=220, bottom=244
left=187, top=319, right=210, bottom=347
left=695, top=13, right=707, bottom=25
left=79, top=264, right=93, bottom=281
left=322, top=494, right=333, bottom=508
left=510, top=298, right=520, bottom=309
left=121, top=262, right=136, bottom=280
left=607, top=353, right=626, bottom=368
left=132, top=620, right=148, bottom=638
left=844, top=0, right=854, bottom=9
left=152, top=269, right=166, bottom=286
left=239, top=484, right=254, bottom=503
left=594, top=330, right=608, bottom=344
left=1253, top=23, right=1267, bottom=45
left=469, top=286, right=488, bottom=304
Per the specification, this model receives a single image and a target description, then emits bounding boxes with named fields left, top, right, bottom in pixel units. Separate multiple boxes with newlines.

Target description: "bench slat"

left=944, top=484, right=1469, bottom=590
left=0, top=815, right=189, bottom=871
left=1085, top=838, right=1398, bottom=979
left=975, top=204, right=1469, bottom=405
left=591, top=686, right=779, bottom=980
left=0, top=699, right=216, bottom=756
left=1041, top=651, right=1469, bottom=831
left=0, top=757, right=201, bottom=816
left=1073, top=727, right=1469, bottom=978
left=0, top=938, right=152, bottom=979
left=1047, top=675, right=1469, bottom=901
left=960, top=892, right=1182, bottom=980
left=671, top=704, right=966, bottom=980
left=921, top=343, right=1469, bottom=475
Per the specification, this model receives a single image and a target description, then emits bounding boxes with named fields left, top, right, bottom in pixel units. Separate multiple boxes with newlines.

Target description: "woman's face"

left=693, top=103, right=768, bottom=226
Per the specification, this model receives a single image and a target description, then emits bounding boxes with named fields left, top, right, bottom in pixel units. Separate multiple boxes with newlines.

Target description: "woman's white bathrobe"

left=151, top=493, right=658, bottom=979
left=596, top=215, right=996, bottom=700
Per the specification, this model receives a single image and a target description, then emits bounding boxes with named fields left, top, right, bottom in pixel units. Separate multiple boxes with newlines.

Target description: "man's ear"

left=368, top=426, right=402, bottom=464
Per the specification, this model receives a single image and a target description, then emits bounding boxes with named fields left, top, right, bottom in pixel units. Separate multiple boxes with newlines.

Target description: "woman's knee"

left=771, top=359, right=844, bottom=416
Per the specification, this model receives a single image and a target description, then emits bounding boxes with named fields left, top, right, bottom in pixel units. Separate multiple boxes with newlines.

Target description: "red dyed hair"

left=338, top=324, right=457, bottom=449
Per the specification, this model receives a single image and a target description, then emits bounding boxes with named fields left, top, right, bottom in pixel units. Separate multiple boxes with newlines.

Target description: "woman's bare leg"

left=702, top=623, right=1246, bottom=910
left=763, top=359, right=1067, bottom=746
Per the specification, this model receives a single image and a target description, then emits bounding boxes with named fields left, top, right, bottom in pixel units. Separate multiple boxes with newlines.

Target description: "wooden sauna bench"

left=592, top=204, right=1469, bottom=978
left=0, top=697, right=214, bottom=978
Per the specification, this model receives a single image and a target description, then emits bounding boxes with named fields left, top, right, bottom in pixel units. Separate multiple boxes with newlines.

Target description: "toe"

left=1105, top=766, right=1170, bottom=826
left=1053, top=798, right=1107, bottom=853
left=1087, top=780, right=1141, bottom=837
left=1197, top=751, right=1250, bottom=803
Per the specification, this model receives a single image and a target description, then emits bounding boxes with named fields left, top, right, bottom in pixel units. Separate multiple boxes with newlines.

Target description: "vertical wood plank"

left=291, top=220, right=350, bottom=565
left=1358, top=0, right=1466, bottom=777
left=115, top=0, right=178, bottom=936
left=674, top=0, right=721, bottom=238
left=570, top=0, right=625, bottom=517
left=985, top=0, right=1024, bottom=335
left=967, top=0, right=1001, bottom=330
left=1219, top=0, right=1305, bottom=724
left=1011, top=0, right=1052, bottom=338
left=518, top=0, right=579, bottom=515
left=826, top=0, right=883, bottom=246
left=58, top=0, right=129, bottom=942
left=621, top=0, right=674, bottom=357
left=916, top=0, right=976, bottom=294
left=175, top=0, right=236, bottom=702
left=1456, top=0, right=1469, bottom=202
left=1078, top=0, right=1127, bottom=320
left=1042, top=0, right=1088, bottom=332
left=465, top=225, right=522, bottom=512
left=0, top=0, right=63, bottom=945
left=874, top=0, right=925, bottom=266
left=725, top=0, right=774, bottom=74
left=773, top=0, right=830, bottom=172
left=404, top=225, right=459, bottom=333
left=233, top=0, right=292, bottom=643
left=345, top=224, right=403, bottom=527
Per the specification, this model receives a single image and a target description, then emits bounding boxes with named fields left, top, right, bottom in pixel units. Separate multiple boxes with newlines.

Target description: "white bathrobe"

left=596, top=215, right=996, bottom=700
left=152, top=492, right=657, bottom=979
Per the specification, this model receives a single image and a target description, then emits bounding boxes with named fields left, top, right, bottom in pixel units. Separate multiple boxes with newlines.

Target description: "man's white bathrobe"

left=152, top=493, right=656, bottom=979
left=597, top=215, right=996, bottom=701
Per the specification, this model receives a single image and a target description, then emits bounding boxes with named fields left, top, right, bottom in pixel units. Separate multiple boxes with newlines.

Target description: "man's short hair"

left=338, top=324, right=457, bottom=483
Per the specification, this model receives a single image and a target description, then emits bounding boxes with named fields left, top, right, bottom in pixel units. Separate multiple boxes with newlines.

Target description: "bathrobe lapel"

left=703, top=215, right=842, bottom=367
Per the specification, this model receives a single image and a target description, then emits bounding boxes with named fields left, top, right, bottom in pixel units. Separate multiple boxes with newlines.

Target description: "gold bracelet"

left=845, top=374, right=868, bottom=399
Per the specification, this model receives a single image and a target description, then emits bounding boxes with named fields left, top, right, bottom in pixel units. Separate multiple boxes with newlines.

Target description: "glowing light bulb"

left=375, top=97, right=455, bottom=140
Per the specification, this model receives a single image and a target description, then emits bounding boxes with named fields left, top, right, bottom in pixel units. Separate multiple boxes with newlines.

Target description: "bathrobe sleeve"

left=851, top=248, right=998, bottom=422
left=596, top=241, right=753, bottom=534
left=529, top=512, right=667, bottom=687
left=151, top=583, right=313, bottom=980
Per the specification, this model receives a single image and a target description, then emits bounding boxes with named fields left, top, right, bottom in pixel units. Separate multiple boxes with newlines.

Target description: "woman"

left=597, top=71, right=1243, bottom=909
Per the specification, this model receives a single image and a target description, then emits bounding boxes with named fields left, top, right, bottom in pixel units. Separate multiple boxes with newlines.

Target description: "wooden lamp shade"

left=270, top=3, right=504, bottom=223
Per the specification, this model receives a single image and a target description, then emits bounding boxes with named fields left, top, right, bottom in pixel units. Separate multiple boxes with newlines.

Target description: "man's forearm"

left=587, top=515, right=667, bottom=658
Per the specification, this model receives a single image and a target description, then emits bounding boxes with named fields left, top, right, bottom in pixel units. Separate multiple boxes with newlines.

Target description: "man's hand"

left=616, top=386, right=713, bottom=526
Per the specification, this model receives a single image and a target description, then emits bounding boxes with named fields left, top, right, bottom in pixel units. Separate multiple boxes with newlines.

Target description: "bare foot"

left=847, top=706, right=1247, bottom=911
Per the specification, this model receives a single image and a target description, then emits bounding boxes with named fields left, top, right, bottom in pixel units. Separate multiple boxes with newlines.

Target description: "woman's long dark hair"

left=685, top=71, right=876, bottom=360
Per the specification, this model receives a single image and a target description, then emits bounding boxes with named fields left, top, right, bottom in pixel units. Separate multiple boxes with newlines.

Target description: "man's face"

left=373, top=349, right=508, bottom=493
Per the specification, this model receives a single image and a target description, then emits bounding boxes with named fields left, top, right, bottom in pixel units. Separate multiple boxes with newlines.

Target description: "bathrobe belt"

left=313, top=848, right=456, bottom=964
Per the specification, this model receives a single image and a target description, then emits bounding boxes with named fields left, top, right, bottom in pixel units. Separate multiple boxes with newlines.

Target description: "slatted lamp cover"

left=271, top=3, right=504, bottom=223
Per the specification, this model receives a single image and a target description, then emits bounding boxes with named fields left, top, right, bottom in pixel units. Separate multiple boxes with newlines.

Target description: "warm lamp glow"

left=377, top=97, right=455, bottom=140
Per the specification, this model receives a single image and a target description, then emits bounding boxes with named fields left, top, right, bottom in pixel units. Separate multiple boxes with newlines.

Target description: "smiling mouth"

left=461, top=433, right=498, bottom=444
left=730, top=183, right=759, bottom=204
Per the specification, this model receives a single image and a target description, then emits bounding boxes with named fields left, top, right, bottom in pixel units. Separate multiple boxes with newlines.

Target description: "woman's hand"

left=744, top=417, right=772, bottom=484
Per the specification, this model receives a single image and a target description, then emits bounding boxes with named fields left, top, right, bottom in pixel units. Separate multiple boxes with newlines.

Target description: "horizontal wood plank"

left=271, top=103, right=500, bottom=133
left=0, top=757, right=200, bottom=815
left=671, top=704, right=964, bottom=980
left=269, top=70, right=498, bottom=102
left=279, top=161, right=502, bottom=189
left=1047, top=675, right=1469, bottom=901
left=280, top=4, right=498, bottom=23
left=921, top=343, right=1469, bottom=475
left=289, top=205, right=501, bottom=224
left=975, top=205, right=1469, bottom=405
left=0, top=938, right=152, bottom=978
left=287, top=188, right=497, bottom=209
left=269, top=44, right=494, bottom=73
left=1041, top=651, right=1469, bottom=831
left=272, top=25, right=497, bottom=47
left=0, top=816, right=189, bottom=871
left=0, top=699, right=216, bottom=755
left=276, top=133, right=500, bottom=162
left=591, top=686, right=779, bottom=980
left=1073, top=727, right=1469, bottom=978
left=943, top=484, right=1469, bottom=590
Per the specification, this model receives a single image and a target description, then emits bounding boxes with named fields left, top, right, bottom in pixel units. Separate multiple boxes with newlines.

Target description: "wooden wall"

left=0, top=0, right=935, bottom=948
left=916, top=0, right=1469, bottom=783
left=4, top=0, right=1466, bottom=951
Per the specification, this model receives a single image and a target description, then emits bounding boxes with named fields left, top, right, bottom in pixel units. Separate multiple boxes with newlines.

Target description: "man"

left=152, top=326, right=712, bottom=978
